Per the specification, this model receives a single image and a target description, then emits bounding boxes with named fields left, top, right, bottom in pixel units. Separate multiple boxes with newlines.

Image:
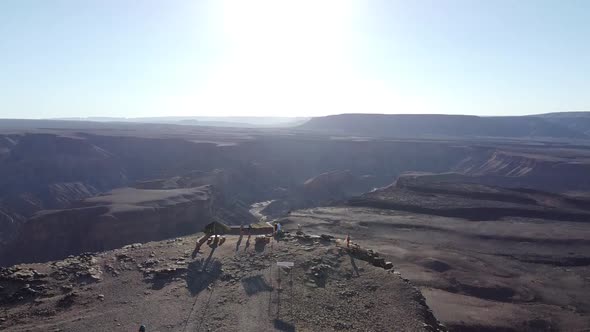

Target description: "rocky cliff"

left=1, top=186, right=218, bottom=265
left=350, top=172, right=590, bottom=221
left=4, top=124, right=590, bottom=267
left=454, top=148, right=590, bottom=191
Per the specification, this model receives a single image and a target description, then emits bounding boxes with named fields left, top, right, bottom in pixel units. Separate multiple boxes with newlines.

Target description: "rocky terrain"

left=281, top=175, right=590, bottom=331
left=2, top=115, right=590, bottom=331
left=0, top=232, right=445, bottom=332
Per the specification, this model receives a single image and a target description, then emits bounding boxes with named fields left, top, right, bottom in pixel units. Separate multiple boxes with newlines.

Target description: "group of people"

left=192, top=221, right=284, bottom=258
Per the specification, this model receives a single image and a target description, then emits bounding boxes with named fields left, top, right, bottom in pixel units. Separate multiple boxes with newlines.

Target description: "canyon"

left=1, top=114, right=590, bottom=331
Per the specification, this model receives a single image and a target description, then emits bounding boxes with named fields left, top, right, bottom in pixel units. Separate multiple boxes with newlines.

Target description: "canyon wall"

left=1, top=186, right=216, bottom=265
left=3, top=128, right=590, bottom=265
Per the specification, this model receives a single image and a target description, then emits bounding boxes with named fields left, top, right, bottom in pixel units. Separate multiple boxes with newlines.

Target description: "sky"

left=0, top=0, right=589, bottom=119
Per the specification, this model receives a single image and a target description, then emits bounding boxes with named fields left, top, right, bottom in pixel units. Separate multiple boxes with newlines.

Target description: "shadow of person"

left=274, top=319, right=295, bottom=332
left=235, top=234, right=243, bottom=253
left=186, top=248, right=222, bottom=296
left=202, top=246, right=216, bottom=271
left=241, top=275, right=273, bottom=296
left=349, top=253, right=360, bottom=277
left=255, top=239, right=268, bottom=252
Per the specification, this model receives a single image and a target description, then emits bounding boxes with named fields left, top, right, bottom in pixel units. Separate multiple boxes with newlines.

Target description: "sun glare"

left=164, top=0, right=428, bottom=117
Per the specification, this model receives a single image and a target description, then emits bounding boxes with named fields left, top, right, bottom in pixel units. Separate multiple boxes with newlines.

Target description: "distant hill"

left=533, top=112, right=590, bottom=137
left=299, top=113, right=590, bottom=140
left=50, top=116, right=309, bottom=128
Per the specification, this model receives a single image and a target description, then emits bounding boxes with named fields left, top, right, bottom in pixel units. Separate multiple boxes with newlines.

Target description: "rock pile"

left=50, top=253, right=102, bottom=283
left=0, top=267, right=48, bottom=303
left=303, top=251, right=343, bottom=287
left=348, top=245, right=393, bottom=270
left=0, top=267, right=46, bottom=281
left=147, top=266, right=188, bottom=280
left=1, top=253, right=105, bottom=306
left=140, top=255, right=189, bottom=280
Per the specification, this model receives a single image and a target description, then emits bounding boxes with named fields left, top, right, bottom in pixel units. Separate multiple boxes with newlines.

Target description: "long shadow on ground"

left=186, top=248, right=222, bottom=296
left=349, top=254, right=360, bottom=277
left=274, top=319, right=295, bottom=332
left=241, top=275, right=273, bottom=296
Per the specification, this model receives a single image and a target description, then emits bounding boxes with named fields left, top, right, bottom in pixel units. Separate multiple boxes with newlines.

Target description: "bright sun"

left=171, top=0, right=431, bottom=117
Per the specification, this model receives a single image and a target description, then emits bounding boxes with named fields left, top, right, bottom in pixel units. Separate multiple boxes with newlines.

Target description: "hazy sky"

left=1, top=0, right=589, bottom=119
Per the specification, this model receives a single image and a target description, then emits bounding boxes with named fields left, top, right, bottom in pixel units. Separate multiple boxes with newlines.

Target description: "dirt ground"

left=284, top=207, right=590, bottom=331
left=1, top=232, right=444, bottom=332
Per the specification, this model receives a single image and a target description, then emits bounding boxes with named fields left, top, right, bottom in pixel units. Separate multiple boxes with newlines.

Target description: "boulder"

left=372, top=257, right=386, bottom=268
